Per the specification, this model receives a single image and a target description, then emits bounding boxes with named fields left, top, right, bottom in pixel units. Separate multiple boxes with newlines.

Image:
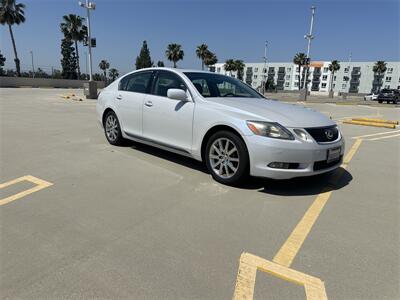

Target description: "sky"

left=1, top=0, right=399, bottom=75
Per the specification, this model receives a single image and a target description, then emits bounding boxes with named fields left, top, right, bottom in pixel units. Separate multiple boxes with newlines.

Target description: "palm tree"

left=224, top=59, right=236, bottom=76
left=165, top=43, right=184, bottom=68
left=293, top=52, right=307, bottom=90
left=204, top=51, right=218, bottom=70
left=328, top=60, right=340, bottom=96
left=196, top=44, right=209, bottom=70
left=60, top=14, right=87, bottom=78
left=373, top=61, right=387, bottom=92
left=234, top=60, right=245, bottom=81
left=99, top=59, right=110, bottom=82
left=157, top=60, right=165, bottom=67
left=108, top=68, right=119, bottom=81
left=0, top=0, right=25, bottom=76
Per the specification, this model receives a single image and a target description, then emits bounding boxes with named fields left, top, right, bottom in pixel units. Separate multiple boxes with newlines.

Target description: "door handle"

left=144, top=101, right=153, bottom=107
left=116, top=95, right=122, bottom=100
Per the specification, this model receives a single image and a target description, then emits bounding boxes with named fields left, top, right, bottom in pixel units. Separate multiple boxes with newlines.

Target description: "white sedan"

left=97, top=68, right=344, bottom=185
left=364, top=93, right=378, bottom=101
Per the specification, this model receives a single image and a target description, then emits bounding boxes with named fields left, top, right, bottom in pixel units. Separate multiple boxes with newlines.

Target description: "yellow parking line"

left=0, top=175, right=53, bottom=206
left=369, top=133, right=400, bottom=141
left=272, top=138, right=362, bottom=267
left=233, top=253, right=327, bottom=300
left=352, top=129, right=400, bottom=139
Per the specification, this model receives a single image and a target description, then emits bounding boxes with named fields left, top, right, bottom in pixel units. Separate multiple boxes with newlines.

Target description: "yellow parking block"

left=343, top=120, right=396, bottom=129
left=0, top=175, right=53, bottom=206
left=351, top=118, right=399, bottom=125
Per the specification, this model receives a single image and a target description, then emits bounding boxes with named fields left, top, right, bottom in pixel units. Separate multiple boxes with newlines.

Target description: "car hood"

left=206, top=97, right=335, bottom=128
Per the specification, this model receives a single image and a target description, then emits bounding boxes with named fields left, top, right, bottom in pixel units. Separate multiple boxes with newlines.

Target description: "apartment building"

left=212, top=61, right=400, bottom=94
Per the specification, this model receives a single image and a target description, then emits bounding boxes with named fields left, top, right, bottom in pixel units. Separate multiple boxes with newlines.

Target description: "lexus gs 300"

left=96, top=68, right=345, bottom=185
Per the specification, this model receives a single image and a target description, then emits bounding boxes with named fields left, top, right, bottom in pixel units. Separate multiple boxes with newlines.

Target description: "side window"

left=153, top=71, right=187, bottom=97
left=192, top=78, right=211, bottom=97
left=119, top=72, right=152, bottom=93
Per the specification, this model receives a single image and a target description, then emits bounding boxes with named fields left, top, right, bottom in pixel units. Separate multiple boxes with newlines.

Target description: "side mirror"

left=167, top=89, right=188, bottom=101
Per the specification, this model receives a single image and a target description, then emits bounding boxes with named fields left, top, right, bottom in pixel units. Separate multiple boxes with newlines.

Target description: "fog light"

left=268, top=162, right=290, bottom=169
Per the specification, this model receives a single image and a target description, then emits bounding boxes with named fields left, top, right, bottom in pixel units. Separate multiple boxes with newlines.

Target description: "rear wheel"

left=205, top=131, right=249, bottom=186
left=104, top=111, right=125, bottom=145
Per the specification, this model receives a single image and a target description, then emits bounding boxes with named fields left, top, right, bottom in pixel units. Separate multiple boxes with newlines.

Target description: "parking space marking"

left=352, top=129, right=400, bottom=139
left=368, top=133, right=400, bottom=141
left=232, top=139, right=363, bottom=299
left=0, top=175, right=53, bottom=206
left=233, top=253, right=327, bottom=300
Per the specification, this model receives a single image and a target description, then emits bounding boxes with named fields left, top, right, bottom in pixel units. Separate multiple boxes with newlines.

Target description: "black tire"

left=103, top=110, right=125, bottom=146
left=205, top=130, right=249, bottom=186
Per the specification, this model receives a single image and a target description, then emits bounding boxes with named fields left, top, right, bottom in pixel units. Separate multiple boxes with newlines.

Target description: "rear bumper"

left=245, top=134, right=345, bottom=180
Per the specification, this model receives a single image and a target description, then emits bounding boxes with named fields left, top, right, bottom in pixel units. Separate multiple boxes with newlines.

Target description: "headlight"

left=246, top=121, right=294, bottom=140
left=293, top=129, right=309, bottom=141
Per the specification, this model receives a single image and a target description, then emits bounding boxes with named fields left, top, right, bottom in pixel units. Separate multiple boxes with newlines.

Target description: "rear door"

left=116, top=71, right=153, bottom=137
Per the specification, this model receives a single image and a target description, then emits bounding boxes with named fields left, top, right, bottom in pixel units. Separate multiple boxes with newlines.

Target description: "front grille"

left=313, top=156, right=343, bottom=171
left=305, top=126, right=339, bottom=143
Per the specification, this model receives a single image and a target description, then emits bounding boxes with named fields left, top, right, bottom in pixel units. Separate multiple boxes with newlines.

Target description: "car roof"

left=129, top=67, right=217, bottom=75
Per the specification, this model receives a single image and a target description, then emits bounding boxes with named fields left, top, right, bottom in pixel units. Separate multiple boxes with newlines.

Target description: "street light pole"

left=30, top=50, right=35, bottom=78
left=301, top=6, right=316, bottom=101
left=262, top=41, right=268, bottom=95
left=79, top=0, right=97, bottom=98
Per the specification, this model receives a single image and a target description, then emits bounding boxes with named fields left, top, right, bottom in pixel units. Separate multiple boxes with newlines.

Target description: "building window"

left=344, top=67, right=349, bottom=73
left=287, top=67, right=291, bottom=72
left=397, top=86, right=400, bottom=90
left=342, top=84, right=347, bottom=89
left=323, top=67, right=329, bottom=72
left=296, top=67, right=300, bottom=72
left=333, top=84, right=336, bottom=88
left=321, top=83, right=327, bottom=88
left=384, top=85, right=390, bottom=89
left=294, top=82, right=299, bottom=87
left=322, top=75, right=328, bottom=80
left=253, top=75, right=258, bottom=79
left=285, top=82, right=290, bottom=87
left=295, top=75, right=300, bottom=80
left=262, top=68, right=267, bottom=73
left=254, top=68, right=258, bottom=72
left=334, top=76, right=336, bottom=81
left=385, top=76, right=392, bottom=82
left=387, top=68, right=393, bottom=74
left=286, top=75, right=290, bottom=80
left=217, top=67, right=221, bottom=73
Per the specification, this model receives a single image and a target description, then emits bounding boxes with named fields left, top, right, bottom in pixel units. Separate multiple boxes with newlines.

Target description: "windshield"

left=184, top=72, right=264, bottom=98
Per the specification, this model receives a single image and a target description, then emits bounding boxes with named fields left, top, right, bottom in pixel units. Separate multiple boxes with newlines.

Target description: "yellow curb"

left=343, top=120, right=396, bottom=129
left=351, top=118, right=399, bottom=125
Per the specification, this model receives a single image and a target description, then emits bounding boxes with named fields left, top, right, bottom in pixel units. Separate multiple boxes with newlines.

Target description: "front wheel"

left=205, top=131, right=249, bottom=186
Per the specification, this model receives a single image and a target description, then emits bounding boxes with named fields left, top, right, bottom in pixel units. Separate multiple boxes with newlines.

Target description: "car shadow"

left=122, top=140, right=352, bottom=196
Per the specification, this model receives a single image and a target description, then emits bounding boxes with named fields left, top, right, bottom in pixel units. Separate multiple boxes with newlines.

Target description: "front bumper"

left=245, top=134, right=345, bottom=180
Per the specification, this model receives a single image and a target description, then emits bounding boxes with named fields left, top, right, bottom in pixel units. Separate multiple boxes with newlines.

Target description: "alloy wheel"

left=209, top=138, right=240, bottom=179
left=105, top=114, right=119, bottom=142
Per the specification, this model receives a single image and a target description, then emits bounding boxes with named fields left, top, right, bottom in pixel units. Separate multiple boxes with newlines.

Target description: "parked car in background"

left=363, top=93, right=378, bottom=101
left=377, top=89, right=400, bottom=104
left=97, top=68, right=344, bottom=185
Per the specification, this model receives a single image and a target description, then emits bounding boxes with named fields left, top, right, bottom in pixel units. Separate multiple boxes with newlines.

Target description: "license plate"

left=327, top=147, right=341, bottom=163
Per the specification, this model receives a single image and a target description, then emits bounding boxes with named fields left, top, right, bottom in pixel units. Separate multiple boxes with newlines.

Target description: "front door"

left=142, top=70, right=194, bottom=153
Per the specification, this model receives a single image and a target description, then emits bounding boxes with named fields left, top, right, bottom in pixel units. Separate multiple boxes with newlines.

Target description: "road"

left=1, top=88, right=399, bottom=299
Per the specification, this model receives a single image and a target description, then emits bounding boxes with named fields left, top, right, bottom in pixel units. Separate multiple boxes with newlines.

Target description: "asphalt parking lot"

left=1, top=88, right=399, bottom=299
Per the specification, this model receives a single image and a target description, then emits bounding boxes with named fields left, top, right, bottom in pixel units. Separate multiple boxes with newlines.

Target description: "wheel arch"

left=200, top=125, right=248, bottom=162
left=102, top=107, right=116, bottom=126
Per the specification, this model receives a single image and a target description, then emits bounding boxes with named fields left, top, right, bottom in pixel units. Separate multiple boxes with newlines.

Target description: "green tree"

left=196, top=43, right=209, bottom=70
left=157, top=60, right=165, bottom=67
left=135, top=40, right=153, bottom=69
left=0, top=51, right=6, bottom=75
left=165, top=43, right=184, bottom=68
left=234, top=60, right=245, bottom=81
left=60, top=38, right=78, bottom=79
left=203, top=51, right=218, bottom=70
left=373, top=61, right=387, bottom=92
left=99, top=59, right=110, bottom=82
left=60, top=14, right=87, bottom=78
left=0, top=0, right=25, bottom=76
left=293, top=52, right=307, bottom=90
left=108, top=68, right=119, bottom=81
left=224, top=59, right=236, bottom=76
left=328, top=60, right=340, bottom=94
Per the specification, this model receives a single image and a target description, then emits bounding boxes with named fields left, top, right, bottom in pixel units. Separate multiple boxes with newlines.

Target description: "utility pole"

left=79, top=0, right=97, bottom=98
left=30, top=50, right=35, bottom=78
left=85, top=51, right=88, bottom=78
left=300, top=6, right=316, bottom=101
left=262, top=41, right=268, bottom=95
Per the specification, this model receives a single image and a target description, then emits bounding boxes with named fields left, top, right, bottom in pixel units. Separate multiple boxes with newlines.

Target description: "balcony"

left=350, top=78, right=360, bottom=84
left=351, top=70, right=361, bottom=76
